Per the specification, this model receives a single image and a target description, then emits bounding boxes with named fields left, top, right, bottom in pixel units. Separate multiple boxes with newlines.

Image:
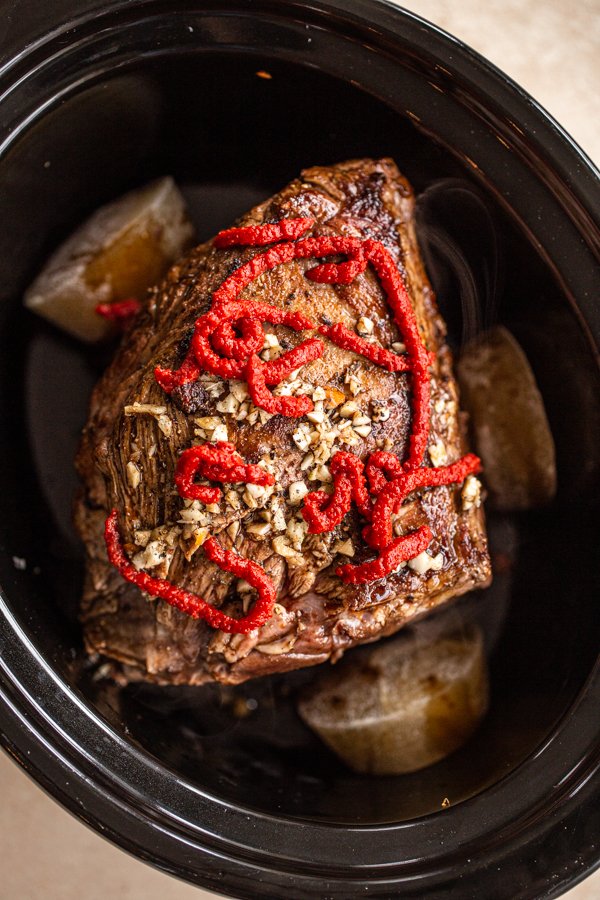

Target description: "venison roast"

left=75, top=158, right=491, bottom=685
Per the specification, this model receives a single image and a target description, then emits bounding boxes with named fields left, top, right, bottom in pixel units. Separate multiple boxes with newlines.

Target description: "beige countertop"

left=1, top=1, right=598, bottom=898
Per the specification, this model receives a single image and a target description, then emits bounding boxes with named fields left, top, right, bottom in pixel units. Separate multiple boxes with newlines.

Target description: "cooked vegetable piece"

left=298, top=625, right=488, bottom=775
left=24, top=176, right=195, bottom=342
left=457, top=326, right=556, bottom=511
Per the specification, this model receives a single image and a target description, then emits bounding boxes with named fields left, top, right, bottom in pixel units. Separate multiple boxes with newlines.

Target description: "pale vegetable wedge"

left=298, top=625, right=488, bottom=775
left=24, top=176, right=195, bottom=342
left=457, top=326, right=556, bottom=511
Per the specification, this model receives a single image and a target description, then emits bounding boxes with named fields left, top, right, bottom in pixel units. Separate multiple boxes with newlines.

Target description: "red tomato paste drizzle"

left=336, top=527, right=433, bottom=586
left=175, top=441, right=275, bottom=503
left=105, top=216, right=482, bottom=632
left=213, top=217, right=314, bottom=248
left=339, top=454, right=481, bottom=585
left=319, top=323, right=412, bottom=373
left=104, top=510, right=275, bottom=633
left=302, top=452, right=372, bottom=534
left=245, top=354, right=314, bottom=417
left=365, top=451, right=405, bottom=494
left=95, top=298, right=141, bottom=327
left=211, top=317, right=264, bottom=360
left=155, top=348, right=201, bottom=393
left=363, top=453, right=481, bottom=552
left=259, top=337, right=323, bottom=386
left=305, top=247, right=368, bottom=285
left=156, top=301, right=320, bottom=387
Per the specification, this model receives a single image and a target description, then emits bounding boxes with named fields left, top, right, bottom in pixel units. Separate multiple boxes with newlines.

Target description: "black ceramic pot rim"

left=1, top=2, right=599, bottom=898
left=1, top=594, right=599, bottom=896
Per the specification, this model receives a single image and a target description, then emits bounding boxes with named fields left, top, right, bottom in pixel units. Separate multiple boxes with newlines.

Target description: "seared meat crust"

left=75, top=159, right=491, bottom=685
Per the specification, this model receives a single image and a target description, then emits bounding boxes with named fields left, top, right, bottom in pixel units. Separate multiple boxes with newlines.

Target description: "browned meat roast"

left=75, top=158, right=491, bottom=685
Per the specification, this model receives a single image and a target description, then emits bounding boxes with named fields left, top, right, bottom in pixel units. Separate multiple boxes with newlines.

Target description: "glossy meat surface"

left=75, top=159, right=491, bottom=684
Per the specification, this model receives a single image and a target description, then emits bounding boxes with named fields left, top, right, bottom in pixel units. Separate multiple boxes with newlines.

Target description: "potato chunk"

left=24, top=176, right=195, bottom=342
left=457, top=326, right=556, bottom=511
left=298, top=625, right=488, bottom=775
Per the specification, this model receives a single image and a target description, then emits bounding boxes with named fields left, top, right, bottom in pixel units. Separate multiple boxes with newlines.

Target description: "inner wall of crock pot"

left=1, top=51, right=599, bottom=825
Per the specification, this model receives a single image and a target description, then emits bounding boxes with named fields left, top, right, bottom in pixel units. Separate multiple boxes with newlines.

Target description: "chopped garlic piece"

left=236, top=578, right=253, bottom=594
left=272, top=536, right=300, bottom=558
left=182, top=528, right=209, bottom=561
left=339, top=401, right=359, bottom=418
left=225, top=490, right=241, bottom=509
left=348, top=375, right=362, bottom=396
left=216, top=394, right=239, bottom=415
left=246, top=482, right=267, bottom=500
left=134, top=529, right=151, bottom=547
left=227, top=520, right=240, bottom=542
left=243, top=489, right=258, bottom=509
left=289, top=481, right=309, bottom=504
left=306, top=407, right=325, bottom=424
left=371, top=401, right=390, bottom=423
left=194, top=416, right=222, bottom=430
left=300, top=452, right=314, bottom=471
left=408, top=551, right=444, bottom=575
left=309, top=463, right=332, bottom=483
left=210, top=423, right=229, bottom=443
left=246, top=521, right=271, bottom=538
left=132, top=540, right=170, bottom=571
left=287, top=516, right=308, bottom=550
left=124, top=402, right=167, bottom=416
left=230, top=380, right=249, bottom=402
left=332, top=539, right=354, bottom=557
left=178, top=505, right=210, bottom=525
left=357, top=316, right=374, bottom=335
left=157, top=415, right=172, bottom=437
left=126, top=461, right=141, bottom=489
left=353, top=423, right=372, bottom=438
left=270, top=499, right=287, bottom=532
left=236, top=402, right=249, bottom=421
left=293, top=424, right=311, bottom=452
left=428, top=438, right=447, bottom=467
left=462, top=475, right=482, bottom=511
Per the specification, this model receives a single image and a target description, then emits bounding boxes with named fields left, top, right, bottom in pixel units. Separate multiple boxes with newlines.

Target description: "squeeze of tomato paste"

left=95, top=297, right=141, bottom=327
left=105, top=218, right=480, bottom=632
